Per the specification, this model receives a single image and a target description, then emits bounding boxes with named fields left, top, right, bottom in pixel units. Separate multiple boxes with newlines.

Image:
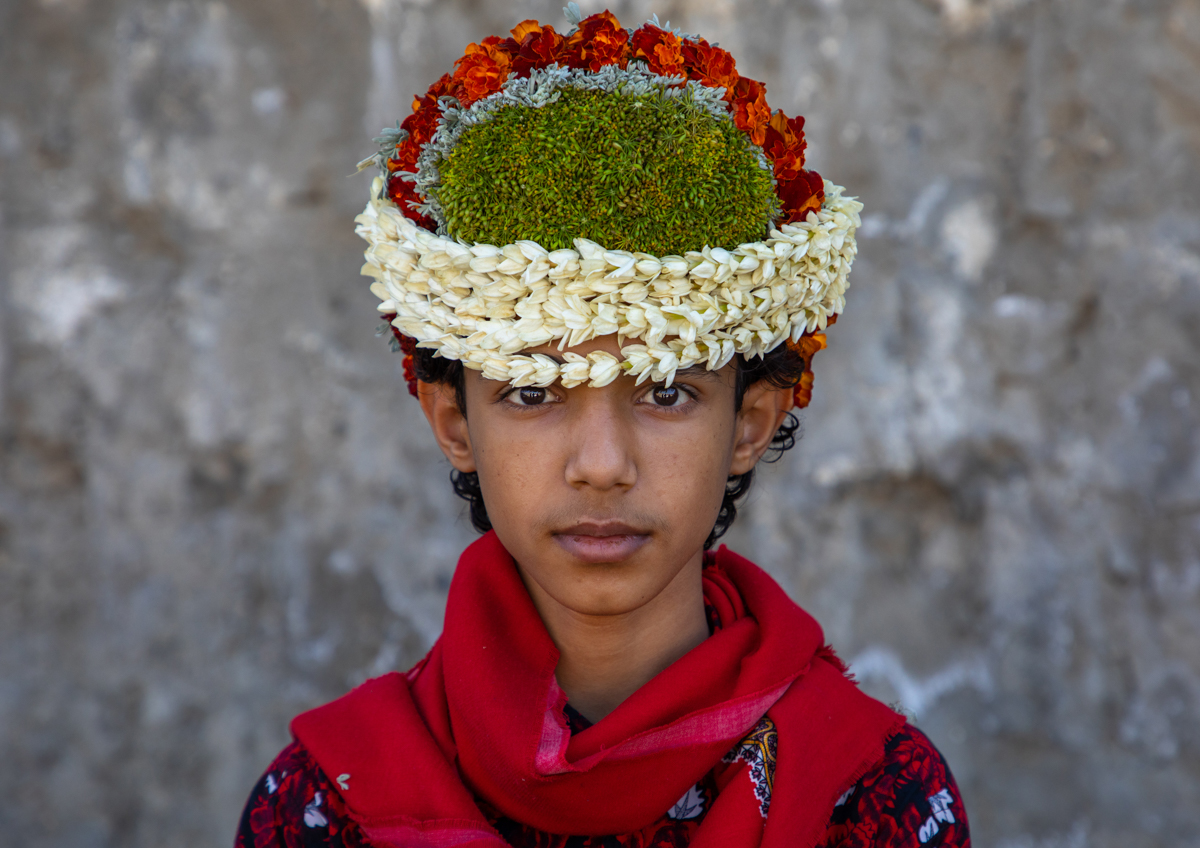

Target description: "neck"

left=520, top=551, right=711, bottom=723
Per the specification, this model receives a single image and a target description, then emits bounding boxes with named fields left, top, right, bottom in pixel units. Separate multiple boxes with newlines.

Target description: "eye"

left=507, top=386, right=551, bottom=406
left=648, top=385, right=688, bottom=407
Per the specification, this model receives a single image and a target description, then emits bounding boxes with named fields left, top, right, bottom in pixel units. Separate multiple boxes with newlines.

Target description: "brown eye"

left=513, top=387, right=548, bottom=406
left=651, top=386, right=684, bottom=407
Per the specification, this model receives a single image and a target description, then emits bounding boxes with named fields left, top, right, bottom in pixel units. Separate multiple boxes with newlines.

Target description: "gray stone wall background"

left=1, top=0, right=1198, bottom=844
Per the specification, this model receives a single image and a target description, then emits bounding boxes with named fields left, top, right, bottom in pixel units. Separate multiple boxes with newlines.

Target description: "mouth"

left=552, top=521, right=652, bottom=564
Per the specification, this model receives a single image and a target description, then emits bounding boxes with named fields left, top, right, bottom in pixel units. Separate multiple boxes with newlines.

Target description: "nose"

left=563, top=393, right=637, bottom=492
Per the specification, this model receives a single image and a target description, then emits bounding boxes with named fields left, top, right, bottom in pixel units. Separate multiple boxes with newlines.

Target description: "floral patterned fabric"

left=235, top=722, right=968, bottom=848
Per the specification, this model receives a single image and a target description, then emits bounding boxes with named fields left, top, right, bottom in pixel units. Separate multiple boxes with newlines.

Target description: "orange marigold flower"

left=470, top=34, right=517, bottom=64
left=425, top=72, right=459, bottom=101
left=792, top=370, right=816, bottom=409
left=510, top=19, right=542, bottom=43
left=453, top=53, right=509, bottom=105
left=731, top=76, right=771, bottom=146
left=681, top=40, right=738, bottom=94
left=786, top=331, right=829, bottom=409
left=564, top=10, right=630, bottom=72
left=453, top=36, right=514, bottom=104
left=766, top=111, right=806, bottom=154
left=771, top=150, right=805, bottom=183
left=631, top=25, right=685, bottom=77
left=779, top=169, right=825, bottom=224
left=511, top=22, right=566, bottom=76
left=789, top=330, right=828, bottom=362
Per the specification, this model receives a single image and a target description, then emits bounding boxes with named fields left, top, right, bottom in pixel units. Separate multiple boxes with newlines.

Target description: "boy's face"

left=420, top=335, right=793, bottom=618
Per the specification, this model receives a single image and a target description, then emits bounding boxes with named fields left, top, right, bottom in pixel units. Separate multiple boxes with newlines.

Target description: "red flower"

left=453, top=35, right=514, bottom=105
left=380, top=317, right=419, bottom=397
left=778, top=169, right=825, bottom=225
left=763, top=112, right=809, bottom=191
left=563, top=10, right=630, bottom=71
left=681, top=40, right=739, bottom=94
left=509, top=20, right=567, bottom=76
left=762, top=111, right=807, bottom=163
left=389, top=135, right=419, bottom=170
left=731, top=76, right=771, bottom=146
left=400, top=93, right=443, bottom=147
left=386, top=174, right=437, bottom=231
left=631, top=25, right=686, bottom=77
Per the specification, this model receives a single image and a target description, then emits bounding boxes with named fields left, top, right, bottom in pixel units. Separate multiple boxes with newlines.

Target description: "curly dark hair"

left=412, top=344, right=808, bottom=549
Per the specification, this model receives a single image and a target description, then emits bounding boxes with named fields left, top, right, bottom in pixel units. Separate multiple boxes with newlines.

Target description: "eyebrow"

left=672, top=366, right=721, bottom=382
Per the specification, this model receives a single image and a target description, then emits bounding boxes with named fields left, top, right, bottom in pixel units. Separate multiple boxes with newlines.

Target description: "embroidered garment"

left=236, top=727, right=968, bottom=848
left=237, top=532, right=967, bottom=847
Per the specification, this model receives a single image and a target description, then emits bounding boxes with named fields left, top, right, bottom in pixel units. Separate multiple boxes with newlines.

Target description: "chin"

left=548, top=559, right=672, bottom=615
left=555, top=586, right=656, bottom=617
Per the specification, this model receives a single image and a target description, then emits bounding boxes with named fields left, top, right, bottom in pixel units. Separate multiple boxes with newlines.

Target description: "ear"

left=417, top=380, right=477, bottom=473
left=728, top=381, right=796, bottom=476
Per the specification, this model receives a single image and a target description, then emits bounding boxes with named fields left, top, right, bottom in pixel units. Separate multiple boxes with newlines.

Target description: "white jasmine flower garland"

left=358, top=176, right=862, bottom=389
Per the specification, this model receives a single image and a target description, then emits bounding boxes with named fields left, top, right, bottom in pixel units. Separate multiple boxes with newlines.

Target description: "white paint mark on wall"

left=13, top=265, right=128, bottom=345
left=933, top=0, right=1034, bottom=33
left=813, top=453, right=862, bottom=487
left=905, top=178, right=951, bottom=235
left=941, top=198, right=996, bottom=281
left=252, top=86, right=286, bottom=116
left=847, top=646, right=993, bottom=717
left=992, top=294, right=1043, bottom=320
left=0, top=116, right=20, bottom=156
left=858, top=178, right=951, bottom=241
left=122, top=132, right=154, bottom=203
left=912, top=289, right=968, bottom=449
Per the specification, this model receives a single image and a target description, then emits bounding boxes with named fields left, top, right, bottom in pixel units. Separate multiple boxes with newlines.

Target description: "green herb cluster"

left=437, top=88, right=777, bottom=255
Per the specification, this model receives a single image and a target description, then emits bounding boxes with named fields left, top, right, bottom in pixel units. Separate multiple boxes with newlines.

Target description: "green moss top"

left=436, top=88, right=777, bottom=255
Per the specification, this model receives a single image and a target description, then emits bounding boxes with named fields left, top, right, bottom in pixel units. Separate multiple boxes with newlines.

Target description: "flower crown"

left=357, top=5, right=861, bottom=408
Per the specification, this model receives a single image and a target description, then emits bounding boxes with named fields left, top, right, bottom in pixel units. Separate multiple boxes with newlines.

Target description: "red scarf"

left=293, top=532, right=903, bottom=848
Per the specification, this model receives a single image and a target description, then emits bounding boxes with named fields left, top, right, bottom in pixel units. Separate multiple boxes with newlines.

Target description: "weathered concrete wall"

left=1, top=0, right=1197, bottom=845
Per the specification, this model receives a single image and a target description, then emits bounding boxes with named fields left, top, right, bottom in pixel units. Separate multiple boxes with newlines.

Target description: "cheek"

left=640, top=411, right=736, bottom=520
left=468, top=416, right=556, bottom=523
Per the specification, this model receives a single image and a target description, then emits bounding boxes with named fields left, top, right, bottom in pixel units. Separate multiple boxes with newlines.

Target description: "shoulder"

left=234, top=740, right=365, bottom=848
left=818, top=725, right=970, bottom=848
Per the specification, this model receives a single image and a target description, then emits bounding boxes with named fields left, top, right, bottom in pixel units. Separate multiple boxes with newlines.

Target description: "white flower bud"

left=559, top=352, right=591, bottom=388
left=530, top=354, right=561, bottom=387
left=586, top=352, right=622, bottom=387
left=661, top=256, right=689, bottom=278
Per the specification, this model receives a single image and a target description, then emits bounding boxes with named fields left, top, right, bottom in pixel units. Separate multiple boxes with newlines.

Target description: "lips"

left=553, top=521, right=652, bottom=564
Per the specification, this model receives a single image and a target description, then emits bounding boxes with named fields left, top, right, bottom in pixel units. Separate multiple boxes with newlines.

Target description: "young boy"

left=236, top=9, right=969, bottom=848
